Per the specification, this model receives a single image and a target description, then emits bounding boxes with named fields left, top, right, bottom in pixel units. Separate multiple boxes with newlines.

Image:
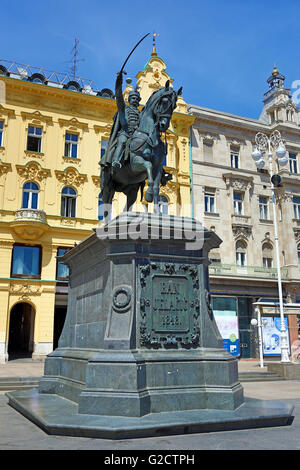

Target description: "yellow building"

left=0, top=48, right=194, bottom=363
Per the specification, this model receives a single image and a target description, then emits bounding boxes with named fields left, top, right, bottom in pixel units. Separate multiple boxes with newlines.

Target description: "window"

left=298, top=245, right=300, bottom=269
left=100, top=139, right=108, bottom=160
left=98, top=193, right=104, bottom=221
left=289, top=153, right=298, bottom=174
left=233, top=192, right=243, bottom=215
left=65, top=133, right=78, bottom=159
left=204, top=191, right=216, bottom=213
left=262, top=243, right=273, bottom=268
left=11, top=245, right=41, bottom=278
left=230, top=150, right=239, bottom=169
left=0, top=121, right=4, bottom=147
left=293, top=196, right=300, bottom=220
left=56, top=248, right=70, bottom=280
left=27, top=126, right=42, bottom=152
left=158, top=195, right=169, bottom=215
left=22, top=182, right=39, bottom=210
left=61, top=187, right=77, bottom=218
left=259, top=196, right=269, bottom=220
left=236, top=240, right=247, bottom=266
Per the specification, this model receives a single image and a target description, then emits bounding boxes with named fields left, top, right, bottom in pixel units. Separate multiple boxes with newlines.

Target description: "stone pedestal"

left=7, top=213, right=294, bottom=438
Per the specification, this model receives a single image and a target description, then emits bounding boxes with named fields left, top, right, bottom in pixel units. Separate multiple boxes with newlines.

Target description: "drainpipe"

left=189, top=128, right=194, bottom=218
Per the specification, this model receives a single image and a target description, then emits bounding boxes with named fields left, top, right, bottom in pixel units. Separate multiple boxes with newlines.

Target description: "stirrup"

left=112, top=161, right=122, bottom=169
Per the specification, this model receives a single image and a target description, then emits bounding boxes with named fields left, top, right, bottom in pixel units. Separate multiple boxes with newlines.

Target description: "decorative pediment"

left=0, top=104, right=15, bottom=118
left=223, top=173, right=253, bottom=195
left=58, top=117, right=88, bottom=131
left=55, top=166, right=87, bottom=188
left=21, top=110, right=52, bottom=125
left=16, top=161, right=51, bottom=182
left=94, top=124, right=112, bottom=138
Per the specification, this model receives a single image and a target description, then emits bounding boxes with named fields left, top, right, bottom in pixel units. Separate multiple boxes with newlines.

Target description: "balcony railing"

left=15, top=209, right=47, bottom=223
left=209, top=263, right=289, bottom=280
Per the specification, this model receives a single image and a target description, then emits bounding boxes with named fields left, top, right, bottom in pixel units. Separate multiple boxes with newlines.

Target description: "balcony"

left=209, top=263, right=289, bottom=280
left=10, top=209, right=49, bottom=240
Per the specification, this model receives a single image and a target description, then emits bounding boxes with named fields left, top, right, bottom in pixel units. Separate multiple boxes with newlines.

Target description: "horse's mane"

left=140, top=87, right=176, bottom=118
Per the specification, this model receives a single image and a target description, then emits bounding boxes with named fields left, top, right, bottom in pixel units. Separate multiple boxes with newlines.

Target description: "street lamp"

left=251, top=312, right=268, bottom=368
left=251, top=130, right=290, bottom=363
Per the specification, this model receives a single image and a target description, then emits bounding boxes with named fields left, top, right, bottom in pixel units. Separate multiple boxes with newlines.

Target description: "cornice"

left=2, top=76, right=117, bottom=113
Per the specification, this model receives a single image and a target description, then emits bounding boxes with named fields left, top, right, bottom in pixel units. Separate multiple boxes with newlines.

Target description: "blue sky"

left=1, top=0, right=299, bottom=119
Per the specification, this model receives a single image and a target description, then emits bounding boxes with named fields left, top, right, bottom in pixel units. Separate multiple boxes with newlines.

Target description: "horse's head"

left=150, top=81, right=183, bottom=132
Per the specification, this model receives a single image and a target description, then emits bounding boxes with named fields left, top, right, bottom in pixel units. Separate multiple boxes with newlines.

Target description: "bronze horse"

left=100, top=81, right=182, bottom=217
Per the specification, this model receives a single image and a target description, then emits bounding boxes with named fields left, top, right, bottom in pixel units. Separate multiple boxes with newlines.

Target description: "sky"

left=1, top=0, right=300, bottom=119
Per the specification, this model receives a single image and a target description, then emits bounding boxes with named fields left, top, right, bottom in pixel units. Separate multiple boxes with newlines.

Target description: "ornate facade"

left=189, top=66, right=300, bottom=358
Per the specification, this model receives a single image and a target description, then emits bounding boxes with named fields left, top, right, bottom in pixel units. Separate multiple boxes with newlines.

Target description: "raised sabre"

left=119, top=33, right=150, bottom=75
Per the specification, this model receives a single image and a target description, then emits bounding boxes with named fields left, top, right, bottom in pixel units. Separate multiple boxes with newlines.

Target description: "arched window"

left=98, top=193, right=104, bottom=221
left=236, top=240, right=247, bottom=266
left=262, top=243, right=273, bottom=268
left=22, top=182, right=39, bottom=209
left=158, top=195, right=169, bottom=215
left=61, top=187, right=77, bottom=218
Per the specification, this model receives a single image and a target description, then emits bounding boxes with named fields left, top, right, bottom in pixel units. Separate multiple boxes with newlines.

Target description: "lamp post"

left=252, top=130, right=290, bottom=363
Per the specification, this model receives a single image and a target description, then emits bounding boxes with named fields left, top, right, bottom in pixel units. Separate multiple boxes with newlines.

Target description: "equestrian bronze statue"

left=100, top=38, right=182, bottom=216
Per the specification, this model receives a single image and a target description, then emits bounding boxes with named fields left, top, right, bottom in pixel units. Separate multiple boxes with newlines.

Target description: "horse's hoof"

left=145, top=189, right=154, bottom=203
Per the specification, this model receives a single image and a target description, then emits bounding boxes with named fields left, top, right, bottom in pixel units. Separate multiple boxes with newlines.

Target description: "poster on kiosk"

left=213, top=310, right=240, bottom=357
left=262, top=316, right=290, bottom=356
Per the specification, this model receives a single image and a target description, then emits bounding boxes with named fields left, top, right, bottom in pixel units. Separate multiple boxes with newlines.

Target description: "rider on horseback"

left=101, top=72, right=141, bottom=171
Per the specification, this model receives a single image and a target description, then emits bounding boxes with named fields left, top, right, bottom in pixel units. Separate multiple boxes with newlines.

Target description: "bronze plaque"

left=139, top=262, right=200, bottom=347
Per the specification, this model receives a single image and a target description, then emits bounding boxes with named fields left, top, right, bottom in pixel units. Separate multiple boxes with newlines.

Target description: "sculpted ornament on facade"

left=0, top=161, right=12, bottom=177
left=10, top=283, right=41, bottom=300
left=223, top=173, right=253, bottom=196
left=275, top=189, right=293, bottom=205
left=293, top=228, right=300, bottom=245
left=55, top=167, right=87, bottom=188
left=232, top=224, right=252, bottom=241
left=16, top=161, right=51, bottom=182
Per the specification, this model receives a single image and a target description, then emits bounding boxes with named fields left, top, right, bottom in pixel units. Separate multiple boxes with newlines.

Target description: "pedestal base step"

left=6, top=389, right=294, bottom=440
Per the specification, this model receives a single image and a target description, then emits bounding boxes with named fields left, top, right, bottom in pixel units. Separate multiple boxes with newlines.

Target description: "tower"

left=259, top=65, right=298, bottom=125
